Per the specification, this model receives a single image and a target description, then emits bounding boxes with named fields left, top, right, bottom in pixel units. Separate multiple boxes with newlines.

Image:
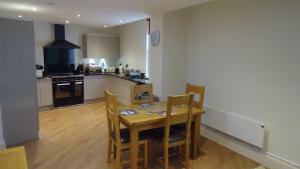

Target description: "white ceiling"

left=0, top=0, right=209, bottom=28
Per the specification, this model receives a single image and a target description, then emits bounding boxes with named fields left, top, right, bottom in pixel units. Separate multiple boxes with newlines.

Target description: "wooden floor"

left=23, top=102, right=260, bottom=169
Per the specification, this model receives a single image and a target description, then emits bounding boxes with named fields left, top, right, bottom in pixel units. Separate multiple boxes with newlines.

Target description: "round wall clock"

left=150, top=30, right=160, bottom=47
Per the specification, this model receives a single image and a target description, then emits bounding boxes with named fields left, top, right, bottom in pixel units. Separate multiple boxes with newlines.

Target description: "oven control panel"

left=51, top=75, right=83, bottom=83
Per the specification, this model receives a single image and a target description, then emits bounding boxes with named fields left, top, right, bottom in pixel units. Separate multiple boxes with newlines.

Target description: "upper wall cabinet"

left=83, top=33, right=120, bottom=59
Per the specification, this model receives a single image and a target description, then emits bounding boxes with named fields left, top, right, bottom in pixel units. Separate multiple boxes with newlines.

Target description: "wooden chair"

left=130, top=84, right=154, bottom=105
left=186, top=83, right=205, bottom=109
left=0, top=146, right=28, bottom=169
left=152, top=94, right=194, bottom=169
left=105, top=90, right=149, bottom=169
left=173, top=83, right=205, bottom=157
left=174, top=83, right=205, bottom=129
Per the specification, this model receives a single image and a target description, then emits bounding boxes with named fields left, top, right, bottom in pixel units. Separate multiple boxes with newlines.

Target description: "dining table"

left=117, top=101, right=205, bottom=169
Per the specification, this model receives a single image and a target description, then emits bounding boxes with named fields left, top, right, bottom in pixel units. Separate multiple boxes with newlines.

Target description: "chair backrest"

left=105, top=90, right=121, bottom=144
left=186, top=83, right=205, bottom=109
left=131, top=84, right=154, bottom=105
left=164, top=94, right=194, bottom=144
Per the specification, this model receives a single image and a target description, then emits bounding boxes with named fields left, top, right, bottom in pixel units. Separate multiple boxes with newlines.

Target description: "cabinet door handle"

left=75, top=82, right=83, bottom=85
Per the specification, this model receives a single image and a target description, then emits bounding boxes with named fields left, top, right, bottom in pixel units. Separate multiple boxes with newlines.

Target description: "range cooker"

left=51, top=75, right=84, bottom=107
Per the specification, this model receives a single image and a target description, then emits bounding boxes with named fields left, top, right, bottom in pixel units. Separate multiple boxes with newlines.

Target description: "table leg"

left=130, top=126, right=138, bottom=169
left=191, top=114, right=201, bottom=159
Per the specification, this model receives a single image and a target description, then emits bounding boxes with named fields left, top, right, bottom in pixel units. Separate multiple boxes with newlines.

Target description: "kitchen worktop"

left=85, top=73, right=149, bottom=84
left=37, top=73, right=149, bottom=84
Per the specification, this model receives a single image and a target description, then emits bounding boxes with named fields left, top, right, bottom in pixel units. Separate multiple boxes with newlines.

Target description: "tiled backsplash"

left=80, top=58, right=118, bottom=68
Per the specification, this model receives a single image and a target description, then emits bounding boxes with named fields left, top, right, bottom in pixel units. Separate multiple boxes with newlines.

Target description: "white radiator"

left=202, top=106, right=265, bottom=148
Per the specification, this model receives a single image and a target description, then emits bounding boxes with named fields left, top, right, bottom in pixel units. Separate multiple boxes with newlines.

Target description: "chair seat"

left=111, top=128, right=148, bottom=143
left=172, top=123, right=186, bottom=131
left=148, top=127, right=186, bottom=143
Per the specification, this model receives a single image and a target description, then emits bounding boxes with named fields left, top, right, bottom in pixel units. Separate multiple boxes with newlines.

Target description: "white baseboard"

left=0, top=139, right=6, bottom=149
left=201, top=125, right=300, bottom=169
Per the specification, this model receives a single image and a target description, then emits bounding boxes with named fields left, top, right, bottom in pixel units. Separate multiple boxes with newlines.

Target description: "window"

left=145, top=19, right=150, bottom=77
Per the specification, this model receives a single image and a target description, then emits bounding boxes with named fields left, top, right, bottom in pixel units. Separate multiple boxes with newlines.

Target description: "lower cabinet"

left=84, top=75, right=108, bottom=101
left=107, top=76, right=136, bottom=105
left=37, top=78, right=53, bottom=107
left=37, top=75, right=136, bottom=106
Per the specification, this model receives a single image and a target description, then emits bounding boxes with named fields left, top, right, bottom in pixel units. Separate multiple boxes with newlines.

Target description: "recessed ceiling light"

left=119, top=20, right=123, bottom=23
left=32, top=7, right=37, bottom=11
left=77, top=14, right=81, bottom=18
left=18, top=15, right=22, bottom=18
left=66, top=20, right=70, bottom=24
left=104, top=25, right=107, bottom=28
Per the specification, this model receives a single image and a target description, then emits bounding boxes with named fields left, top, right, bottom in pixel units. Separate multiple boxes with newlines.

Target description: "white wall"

left=117, top=20, right=147, bottom=71
left=149, top=15, right=164, bottom=98
left=34, top=22, right=118, bottom=66
left=160, top=10, right=187, bottom=100
left=185, top=0, right=300, bottom=165
left=157, top=0, right=300, bottom=166
left=150, top=0, right=300, bottom=167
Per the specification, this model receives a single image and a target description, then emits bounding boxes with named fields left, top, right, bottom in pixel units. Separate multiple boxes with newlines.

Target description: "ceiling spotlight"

left=32, top=7, right=37, bottom=11
left=18, top=15, right=22, bottom=18
left=77, top=14, right=81, bottom=18
left=119, top=20, right=123, bottom=23
left=66, top=20, right=70, bottom=24
left=104, top=25, right=107, bottom=28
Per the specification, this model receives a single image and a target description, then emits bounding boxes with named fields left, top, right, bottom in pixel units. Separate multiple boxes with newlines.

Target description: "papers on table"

left=157, top=111, right=166, bottom=116
left=138, top=103, right=153, bottom=108
left=120, top=109, right=138, bottom=116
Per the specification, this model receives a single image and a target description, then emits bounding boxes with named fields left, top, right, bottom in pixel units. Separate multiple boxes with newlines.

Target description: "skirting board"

left=0, top=139, right=6, bottom=149
left=201, top=125, right=300, bottom=169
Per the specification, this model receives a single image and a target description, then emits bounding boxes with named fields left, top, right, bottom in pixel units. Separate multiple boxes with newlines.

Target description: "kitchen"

left=36, top=21, right=149, bottom=110
left=1, top=1, right=300, bottom=169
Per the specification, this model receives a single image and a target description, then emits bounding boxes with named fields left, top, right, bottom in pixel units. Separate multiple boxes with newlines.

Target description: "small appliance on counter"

left=88, top=66, right=102, bottom=74
left=106, top=67, right=115, bottom=73
left=115, top=68, right=120, bottom=74
left=83, top=64, right=103, bottom=74
left=76, top=64, right=84, bottom=74
left=119, top=63, right=125, bottom=76
left=125, top=69, right=142, bottom=78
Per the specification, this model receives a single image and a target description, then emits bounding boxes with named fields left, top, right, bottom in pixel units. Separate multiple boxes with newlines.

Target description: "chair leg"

left=178, top=145, right=183, bottom=156
left=107, top=138, right=112, bottom=163
left=113, top=145, right=116, bottom=159
left=148, top=139, right=152, bottom=160
left=185, top=143, right=190, bottom=169
left=164, top=146, right=169, bottom=169
left=115, top=145, right=121, bottom=169
left=176, top=145, right=183, bottom=162
left=144, top=140, right=149, bottom=168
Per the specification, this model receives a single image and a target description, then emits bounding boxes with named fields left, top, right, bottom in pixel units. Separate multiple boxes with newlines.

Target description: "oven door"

left=53, top=82, right=72, bottom=107
left=73, top=81, right=84, bottom=103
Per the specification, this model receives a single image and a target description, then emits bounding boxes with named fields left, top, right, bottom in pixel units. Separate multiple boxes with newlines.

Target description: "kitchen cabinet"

left=83, top=33, right=119, bottom=58
left=84, top=75, right=108, bottom=101
left=107, top=76, right=136, bottom=105
left=37, top=78, right=53, bottom=107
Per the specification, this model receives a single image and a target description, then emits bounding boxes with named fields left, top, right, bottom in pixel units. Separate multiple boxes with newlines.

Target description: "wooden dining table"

left=117, top=101, right=205, bottom=169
